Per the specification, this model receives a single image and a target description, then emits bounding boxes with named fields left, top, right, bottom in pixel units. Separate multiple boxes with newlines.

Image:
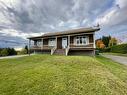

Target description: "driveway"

left=101, top=54, right=127, bottom=65
left=0, top=55, right=29, bottom=59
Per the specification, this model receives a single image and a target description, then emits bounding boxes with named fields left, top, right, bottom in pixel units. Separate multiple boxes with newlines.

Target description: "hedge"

left=110, top=44, right=127, bottom=54
left=96, top=47, right=111, bottom=53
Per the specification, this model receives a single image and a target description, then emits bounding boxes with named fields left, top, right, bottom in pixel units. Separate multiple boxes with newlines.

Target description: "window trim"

left=74, top=36, right=89, bottom=45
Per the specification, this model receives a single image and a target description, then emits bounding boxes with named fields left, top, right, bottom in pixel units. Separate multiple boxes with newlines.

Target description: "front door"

left=62, top=38, right=67, bottom=49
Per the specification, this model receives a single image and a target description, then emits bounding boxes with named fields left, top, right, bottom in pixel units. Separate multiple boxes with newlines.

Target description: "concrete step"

left=54, top=49, right=65, bottom=55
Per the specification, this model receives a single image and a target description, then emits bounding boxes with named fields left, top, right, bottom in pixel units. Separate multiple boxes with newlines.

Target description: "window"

left=49, top=39, right=56, bottom=46
left=37, top=40, right=42, bottom=46
left=75, top=36, right=89, bottom=45
left=34, top=40, right=42, bottom=47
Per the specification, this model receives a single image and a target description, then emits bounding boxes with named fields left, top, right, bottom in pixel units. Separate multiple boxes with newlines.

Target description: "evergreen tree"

left=25, top=45, right=28, bottom=54
left=101, top=36, right=111, bottom=47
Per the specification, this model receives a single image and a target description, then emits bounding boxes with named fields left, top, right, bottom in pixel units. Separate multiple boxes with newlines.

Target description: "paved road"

left=0, top=55, right=29, bottom=59
left=102, top=54, right=127, bottom=65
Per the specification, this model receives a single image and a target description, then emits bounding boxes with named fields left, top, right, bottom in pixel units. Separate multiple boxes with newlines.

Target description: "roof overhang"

left=28, top=27, right=100, bottom=40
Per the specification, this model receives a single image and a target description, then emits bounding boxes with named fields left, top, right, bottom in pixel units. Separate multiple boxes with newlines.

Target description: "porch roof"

left=28, top=27, right=100, bottom=40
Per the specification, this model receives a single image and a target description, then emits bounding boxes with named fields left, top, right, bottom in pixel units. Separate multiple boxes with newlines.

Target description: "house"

left=28, top=27, right=100, bottom=56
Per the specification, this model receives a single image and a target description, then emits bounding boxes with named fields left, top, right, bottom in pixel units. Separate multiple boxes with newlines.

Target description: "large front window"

left=34, top=40, right=42, bottom=47
left=49, top=39, right=56, bottom=46
left=75, top=36, right=89, bottom=45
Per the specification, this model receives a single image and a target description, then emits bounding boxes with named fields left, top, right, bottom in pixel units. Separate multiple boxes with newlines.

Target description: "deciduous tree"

left=109, top=37, right=117, bottom=47
left=96, top=40, right=105, bottom=48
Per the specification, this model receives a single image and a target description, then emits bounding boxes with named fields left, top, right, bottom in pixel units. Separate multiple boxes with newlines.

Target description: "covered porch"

left=29, top=33, right=95, bottom=55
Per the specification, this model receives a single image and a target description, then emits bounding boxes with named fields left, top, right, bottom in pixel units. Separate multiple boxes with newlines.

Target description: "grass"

left=0, top=54, right=127, bottom=95
left=102, top=52, right=127, bottom=57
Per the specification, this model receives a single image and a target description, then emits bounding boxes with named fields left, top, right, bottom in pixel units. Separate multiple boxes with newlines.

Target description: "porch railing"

left=69, top=43, right=94, bottom=48
left=30, top=45, right=54, bottom=50
left=30, top=45, right=41, bottom=49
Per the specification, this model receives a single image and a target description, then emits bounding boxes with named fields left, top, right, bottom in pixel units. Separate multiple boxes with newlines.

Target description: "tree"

left=25, top=45, right=28, bottom=54
left=96, top=40, right=105, bottom=48
left=0, top=48, right=2, bottom=56
left=7, top=48, right=17, bottom=55
left=102, top=36, right=111, bottom=47
left=7, top=48, right=11, bottom=55
left=1, top=48, right=9, bottom=56
left=11, top=48, right=17, bottom=55
left=109, top=37, right=117, bottom=47
left=100, top=43, right=105, bottom=48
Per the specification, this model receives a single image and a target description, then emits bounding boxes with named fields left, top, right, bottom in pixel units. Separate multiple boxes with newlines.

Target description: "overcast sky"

left=0, top=0, right=127, bottom=48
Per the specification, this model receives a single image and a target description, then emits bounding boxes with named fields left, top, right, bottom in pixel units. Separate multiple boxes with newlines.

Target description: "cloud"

left=95, top=5, right=127, bottom=27
left=0, top=33, right=26, bottom=48
left=0, top=0, right=127, bottom=48
left=94, top=0, right=127, bottom=41
left=0, top=29, right=42, bottom=39
left=0, top=0, right=114, bottom=32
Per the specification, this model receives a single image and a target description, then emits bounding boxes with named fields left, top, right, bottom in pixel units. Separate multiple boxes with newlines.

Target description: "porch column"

left=28, top=39, right=31, bottom=56
left=34, top=40, right=37, bottom=46
left=68, top=35, right=70, bottom=48
left=56, top=37, right=57, bottom=49
left=93, top=33, right=96, bottom=56
left=41, top=38, right=43, bottom=50
left=93, top=33, right=96, bottom=48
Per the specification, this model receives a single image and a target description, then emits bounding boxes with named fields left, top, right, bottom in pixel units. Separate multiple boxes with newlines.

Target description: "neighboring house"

left=28, top=27, right=100, bottom=55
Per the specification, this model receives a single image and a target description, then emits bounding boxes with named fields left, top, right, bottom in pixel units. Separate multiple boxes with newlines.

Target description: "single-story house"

left=28, top=27, right=100, bottom=56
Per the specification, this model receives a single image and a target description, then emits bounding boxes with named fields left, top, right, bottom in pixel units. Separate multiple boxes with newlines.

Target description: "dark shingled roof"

left=28, top=27, right=100, bottom=39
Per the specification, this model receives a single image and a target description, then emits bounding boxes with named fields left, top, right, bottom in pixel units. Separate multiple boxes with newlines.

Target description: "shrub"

left=96, top=48, right=103, bottom=53
left=103, top=47, right=111, bottom=52
left=1, top=49, right=9, bottom=56
left=96, top=47, right=111, bottom=53
left=19, top=49, right=27, bottom=55
left=111, top=44, right=127, bottom=54
left=95, top=50, right=99, bottom=55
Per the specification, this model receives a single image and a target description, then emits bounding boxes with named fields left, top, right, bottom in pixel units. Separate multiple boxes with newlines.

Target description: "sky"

left=0, top=0, right=127, bottom=48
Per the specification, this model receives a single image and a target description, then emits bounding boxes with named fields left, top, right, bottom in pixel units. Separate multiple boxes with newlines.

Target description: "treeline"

left=96, top=36, right=117, bottom=48
left=0, top=48, right=17, bottom=56
left=96, top=36, right=127, bottom=54
left=0, top=46, right=29, bottom=57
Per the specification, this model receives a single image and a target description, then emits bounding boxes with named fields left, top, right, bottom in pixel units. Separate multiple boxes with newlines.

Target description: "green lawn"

left=0, top=55, right=127, bottom=95
left=101, top=52, right=127, bottom=57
